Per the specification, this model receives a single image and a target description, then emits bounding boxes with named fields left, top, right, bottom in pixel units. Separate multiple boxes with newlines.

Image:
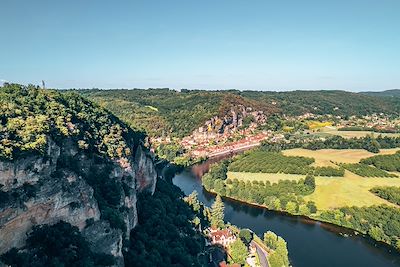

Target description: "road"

left=251, top=240, right=269, bottom=267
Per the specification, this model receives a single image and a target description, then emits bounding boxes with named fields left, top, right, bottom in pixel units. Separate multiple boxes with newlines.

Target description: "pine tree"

left=211, top=195, right=225, bottom=228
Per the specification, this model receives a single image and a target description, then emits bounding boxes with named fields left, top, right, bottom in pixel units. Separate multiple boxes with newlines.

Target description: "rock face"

left=83, top=221, right=124, bottom=267
left=0, top=138, right=157, bottom=266
left=189, top=105, right=267, bottom=142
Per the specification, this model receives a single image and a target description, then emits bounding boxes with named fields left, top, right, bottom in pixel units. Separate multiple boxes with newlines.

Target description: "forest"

left=370, top=186, right=400, bottom=205
left=0, top=83, right=142, bottom=161
left=79, top=89, right=276, bottom=138
left=361, top=151, right=400, bottom=172
left=261, top=135, right=400, bottom=154
left=0, top=222, right=115, bottom=267
left=320, top=205, right=400, bottom=250
left=78, top=88, right=400, bottom=138
left=124, top=180, right=207, bottom=267
left=202, top=157, right=400, bottom=251
left=340, top=163, right=397, bottom=178
left=203, top=161, right=318, bottom=216
left=228, top=150, right=344, bottom=176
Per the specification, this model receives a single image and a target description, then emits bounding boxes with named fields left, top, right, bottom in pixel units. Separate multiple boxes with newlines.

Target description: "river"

left=171, top=155, right=400, bottom=267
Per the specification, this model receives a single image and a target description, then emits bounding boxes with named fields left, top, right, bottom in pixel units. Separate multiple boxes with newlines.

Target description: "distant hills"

left=361, top=89, right=400, bottom=98
left=77, top=89, right=400, bottom=138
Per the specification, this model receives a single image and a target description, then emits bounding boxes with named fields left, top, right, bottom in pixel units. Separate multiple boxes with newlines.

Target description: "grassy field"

left=320, top=127, right=400, bottom=139
left=282, top=148, right=400, bottom=167
left=228, top=172, right=305, bottom=183
left=229, top=148, right=400, bottom=210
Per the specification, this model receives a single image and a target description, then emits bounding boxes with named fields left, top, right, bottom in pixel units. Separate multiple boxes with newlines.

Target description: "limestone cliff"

left=0, top=138, right=157, bottom=266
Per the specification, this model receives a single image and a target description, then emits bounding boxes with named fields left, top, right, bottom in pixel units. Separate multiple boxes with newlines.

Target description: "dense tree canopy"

left=124, top=180, right=206, bottom=267
left=0, top=83, right=143, bottom=161
left=370, top=186, right=400, bottom=205
left=229, top=150, right=344, bottom=176
left=1, top=221, right=114, bottom=267
left=361, top=151, right=400, bottom=172
left=340, top=163, right=397, bottom=178
left=78, top=88, right=400, bottom=138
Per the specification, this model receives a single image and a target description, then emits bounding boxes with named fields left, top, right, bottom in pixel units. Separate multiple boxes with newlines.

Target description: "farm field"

left=320, top=127, right=400, bottom=139
left=227, top=172, right=305, bottom=183
left=305, top=171, right=400, bottom=210
left=282, top=148, right=400, bottom=167
left=229, top=148, right=400, bottom=210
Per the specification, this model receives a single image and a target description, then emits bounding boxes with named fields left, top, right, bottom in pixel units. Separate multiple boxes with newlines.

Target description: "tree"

left=272, top=198, right=281, bottom=210
left=306, top=201, right=318, bottom=214
left=264, top=231, right=278, bottom=250
left=187, top=191, right=201, bottom=212
left=298, top=204, right=310, bottom=215
left=304, top=174, right=315, bottom=192
left=229, top=239, right=248, bottom=265
left=368, top=226, right=387, bottom=242
left=269, top=251, right=287, bottom=267
left=211, top=195, right=225, bottom=228
left=239, top=229, right=253, bottom=245
left=285, top=201, right=297, bottom=214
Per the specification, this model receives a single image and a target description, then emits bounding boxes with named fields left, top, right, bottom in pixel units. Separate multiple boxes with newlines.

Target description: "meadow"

left=227, top=148, right=400, bottom=210
left=321, top=128, right=400, bottom=139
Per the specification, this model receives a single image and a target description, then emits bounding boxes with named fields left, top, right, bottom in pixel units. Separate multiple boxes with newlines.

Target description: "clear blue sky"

left=0, top=0, right=399, bottom=91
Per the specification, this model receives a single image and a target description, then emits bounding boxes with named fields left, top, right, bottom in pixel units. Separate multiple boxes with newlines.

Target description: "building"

left=219, top=261, right=240, bottom=267
left=209, top=228, right=237, bottom=247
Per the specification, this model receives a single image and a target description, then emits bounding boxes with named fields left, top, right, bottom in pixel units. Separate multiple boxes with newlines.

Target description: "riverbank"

left=203, top=180, right=400, bottom=253
left=173, top=165, right=400, bottom=266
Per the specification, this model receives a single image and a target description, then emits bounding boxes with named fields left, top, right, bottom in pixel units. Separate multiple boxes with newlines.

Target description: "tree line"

left=370, top=186, right=400, bottom=205
left=203, top=161, right=318, bottom=216
left=261, top=135, right=400, bottom=154
left=361, top=151, right=400, bottom=172
left=229, top=150, right=344, bottom=177
left=340, top=163, right=397, bottom=178
left=320, top=205, right=400, bottom=251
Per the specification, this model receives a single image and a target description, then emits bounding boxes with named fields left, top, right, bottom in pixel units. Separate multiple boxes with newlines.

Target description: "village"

left=150, top=111, right=400, bottom=162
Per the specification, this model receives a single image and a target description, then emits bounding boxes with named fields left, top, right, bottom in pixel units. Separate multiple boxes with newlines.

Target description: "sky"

left=0, top=0, right=399, bottom=91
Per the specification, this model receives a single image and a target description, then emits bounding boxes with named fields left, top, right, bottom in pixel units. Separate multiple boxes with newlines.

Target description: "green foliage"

left=80, top=89, right=275, bottom=138
left=124, top=180, right=205, bottom=267
left=306, top=201, right=318, bottom=214
left=340, top=163, right=397, bottom=177
left=229, top=150, right=343, bottom=176
left=0, top=83, right=142, bottom=161
left=320, top=205, right=400, bottom=248
left=304, top=174, right=316, bottom=192
left=339, top=126, right=400, bottom=133
left=361, top=151, right=400, bottom=172
left=211, top=195, right=225, bottom=228
left=80, top=89, right=400, bottom=139
left=370, top=186, right=400, bottom=205
left=263, top=231, right=289, bottom=267
left=240, top=90, right=400, bottom=117
left=228, top=239, right=248, bottom=265
left=239, top=229, right=253, bottom=245
left=285, top=201, right=298, bottom=214
left=0, top=221, right=115, bottom=267
left=204, top=168, right=314, bottom=215
left=185, top=190, right=201, bottom=212
left=264, top=135, right=400, bottom=154
left=156, top=142, right=185, bottom=162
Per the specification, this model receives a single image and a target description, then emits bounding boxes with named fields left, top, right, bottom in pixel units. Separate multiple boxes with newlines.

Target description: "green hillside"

left=0, top=84, right=143, bottom=161
left=78, top=89, right=400, bottom=138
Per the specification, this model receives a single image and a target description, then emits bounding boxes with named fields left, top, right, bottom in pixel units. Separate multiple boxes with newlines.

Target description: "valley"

left=1, top=84, right=400, bottom=267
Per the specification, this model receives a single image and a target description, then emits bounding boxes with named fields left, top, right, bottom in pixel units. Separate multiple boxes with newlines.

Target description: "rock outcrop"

left=0, top=138, right=157, bottom=266
left=83, top=221, right=124, bottom=267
